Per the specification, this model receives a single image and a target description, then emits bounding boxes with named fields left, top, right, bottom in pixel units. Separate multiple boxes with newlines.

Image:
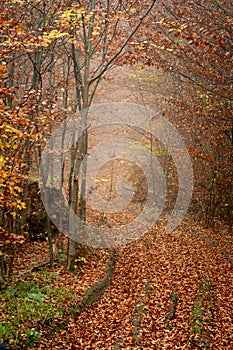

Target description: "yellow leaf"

left=0, top=156, right=4, bottom=169
left=101, top=178, right=109, bottom=182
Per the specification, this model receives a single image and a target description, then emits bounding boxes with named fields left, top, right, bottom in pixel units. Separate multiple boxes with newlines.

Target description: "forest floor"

left=1, top=217, right=232, bottom=349
left=1, top=65, right=233, bottom=349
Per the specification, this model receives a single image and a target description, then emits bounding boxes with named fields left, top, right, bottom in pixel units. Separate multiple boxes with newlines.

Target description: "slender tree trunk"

left=67, top=0, right=157, bottom=268
left=67, top=129, right=88, bottom=269
left=47, top=215, right=54, bottom=267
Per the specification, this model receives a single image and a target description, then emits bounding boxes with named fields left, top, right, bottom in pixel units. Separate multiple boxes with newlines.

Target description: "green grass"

left=190, top=277, right=214, bottom=349
left=191, top=297, right=204, bottom=335
left=0, top=270, right=79, bottom=349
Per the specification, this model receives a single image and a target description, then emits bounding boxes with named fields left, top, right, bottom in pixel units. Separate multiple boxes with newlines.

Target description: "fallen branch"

left=165, top=284, right=179, bottom=328
left=5, top=260, right=56, bottom=280
left=131, top=279, right=152, bottom=348
left=70, top=249, right=116, bottom=316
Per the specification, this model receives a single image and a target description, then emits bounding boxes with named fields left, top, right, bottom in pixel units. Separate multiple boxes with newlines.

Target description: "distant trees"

left=143, top=0, right=233, bottom=225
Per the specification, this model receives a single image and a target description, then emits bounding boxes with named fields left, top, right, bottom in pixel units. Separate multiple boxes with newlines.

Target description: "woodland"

left=0, top=0, right=232, bottom=349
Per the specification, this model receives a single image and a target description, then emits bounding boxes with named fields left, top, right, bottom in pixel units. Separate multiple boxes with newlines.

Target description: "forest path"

left=62, top=65, right=233, bottom=349
left=62, top=219, right=233, bottom=349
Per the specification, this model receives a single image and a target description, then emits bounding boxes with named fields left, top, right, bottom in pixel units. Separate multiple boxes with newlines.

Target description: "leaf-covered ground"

left=1, top=218, right=232, bottom=349
left=50, top=219, right=232, bottom=350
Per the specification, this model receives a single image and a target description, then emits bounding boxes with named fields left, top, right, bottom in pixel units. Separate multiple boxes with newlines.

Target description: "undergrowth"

left=0, top=270, right=79, bottom=349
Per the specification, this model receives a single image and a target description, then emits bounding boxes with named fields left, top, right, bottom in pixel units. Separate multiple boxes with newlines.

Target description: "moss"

left=190, top=276, right=214, bottom=349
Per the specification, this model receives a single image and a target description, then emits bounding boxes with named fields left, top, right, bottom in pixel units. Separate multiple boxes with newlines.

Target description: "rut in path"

left=59, top=220, right=232, bottom=350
